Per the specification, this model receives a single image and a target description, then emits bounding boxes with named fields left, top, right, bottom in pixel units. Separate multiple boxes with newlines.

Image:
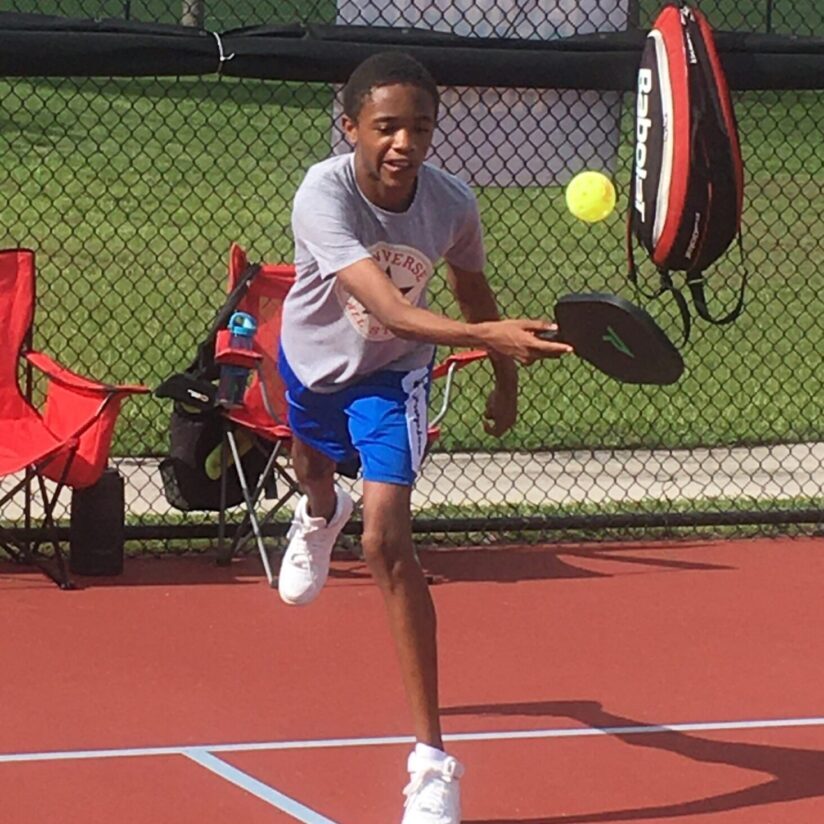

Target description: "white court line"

left=184, top=749, right=340, bottom=824
left=2, top=714, right=824, bottom=764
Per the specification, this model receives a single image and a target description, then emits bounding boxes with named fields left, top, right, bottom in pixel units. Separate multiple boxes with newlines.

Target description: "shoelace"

left=285, top=519, right=330, bottom=569
left=403, top=759, right=461, bottom=813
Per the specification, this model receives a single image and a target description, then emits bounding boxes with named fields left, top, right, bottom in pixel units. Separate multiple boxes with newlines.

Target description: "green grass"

left=0, top=75, right=822, bottom=457
left=0, top=75, right=330, bottom=453
left=435, top=88, right=824, bottom=451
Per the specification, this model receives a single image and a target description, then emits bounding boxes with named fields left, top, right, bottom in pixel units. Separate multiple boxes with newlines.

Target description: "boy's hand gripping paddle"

left=538, top=292, right=684, bottom=385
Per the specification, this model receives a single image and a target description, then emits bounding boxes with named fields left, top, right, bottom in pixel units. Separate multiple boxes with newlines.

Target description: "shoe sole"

left=278, top=589, right=319, bottom=606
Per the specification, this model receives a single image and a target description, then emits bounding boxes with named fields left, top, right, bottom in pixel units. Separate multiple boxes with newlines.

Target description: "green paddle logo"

left=603, top=326, right=635, bottom=358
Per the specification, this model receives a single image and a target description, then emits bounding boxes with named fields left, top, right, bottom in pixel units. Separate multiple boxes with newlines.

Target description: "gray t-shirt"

left=281, top=153, right=486, bottom=392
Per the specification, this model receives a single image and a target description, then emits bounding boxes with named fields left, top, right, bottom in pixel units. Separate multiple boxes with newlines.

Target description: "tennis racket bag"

left=628, top=1, right=746, bottom=341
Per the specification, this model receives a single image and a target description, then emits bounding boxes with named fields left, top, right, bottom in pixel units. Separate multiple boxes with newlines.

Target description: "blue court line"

left=184, top=748, right=340, bottom=824
left=3, top=714, right=824, bottom=764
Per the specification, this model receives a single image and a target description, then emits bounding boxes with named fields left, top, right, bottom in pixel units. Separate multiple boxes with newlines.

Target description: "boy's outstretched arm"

left=336, top=258, right=572, bottom=366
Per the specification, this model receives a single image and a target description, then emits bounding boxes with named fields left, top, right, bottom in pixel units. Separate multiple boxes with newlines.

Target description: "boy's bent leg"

left=361, top=481, right=463, bottom=824
left=291, top=436, right=338, bottom=521
left=278, top=437, right=353, bottom=605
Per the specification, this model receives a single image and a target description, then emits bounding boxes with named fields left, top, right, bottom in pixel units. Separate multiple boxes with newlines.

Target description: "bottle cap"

left=228, top=311, right=257, bottom=337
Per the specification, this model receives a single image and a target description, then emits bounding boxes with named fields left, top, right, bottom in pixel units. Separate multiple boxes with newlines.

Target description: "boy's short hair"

left=342, top=51, right=439, bottom=121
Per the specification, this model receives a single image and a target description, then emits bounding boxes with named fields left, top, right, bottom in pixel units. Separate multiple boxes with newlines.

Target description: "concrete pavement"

left=3, top=442, right=822, bottom=521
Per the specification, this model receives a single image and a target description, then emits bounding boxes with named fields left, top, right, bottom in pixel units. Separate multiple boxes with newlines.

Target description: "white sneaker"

left=402, top=751, right=464, bottom=824
left=277, top=487, right=354, bottom=605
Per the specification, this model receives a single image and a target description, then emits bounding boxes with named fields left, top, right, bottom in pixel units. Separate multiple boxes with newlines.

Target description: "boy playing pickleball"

left=277, top=51, right=571, bottom=823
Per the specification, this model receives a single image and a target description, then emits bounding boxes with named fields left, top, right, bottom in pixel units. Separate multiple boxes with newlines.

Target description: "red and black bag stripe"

left=680, top=7, right=743, bottom=271
left=628, top=2, right=746, bottom=340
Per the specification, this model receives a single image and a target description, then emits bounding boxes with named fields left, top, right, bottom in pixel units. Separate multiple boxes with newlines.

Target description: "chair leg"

left=0, top=463, right=74, bottom=589
left=35, top=473, right=74, bottom=589
left=226, top=442, right=270, bottom=557
left=231, top=441, right=292, bottom=553
left=23, top=466, right=33, bottom=559
left=273, top=458, right=302, bottom=501
left=216, top=421, right=231, bottom=567
left=226, top=430, right=275, bottom=586
left=231, top=482, right=298, bottom=561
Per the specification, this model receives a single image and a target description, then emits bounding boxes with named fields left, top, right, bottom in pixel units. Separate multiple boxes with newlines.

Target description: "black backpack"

left=155, top=262, right=270, bottom=511
left=628, top=1, right=746, bottom=341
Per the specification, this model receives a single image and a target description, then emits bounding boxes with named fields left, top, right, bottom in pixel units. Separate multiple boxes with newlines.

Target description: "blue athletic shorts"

left=278, top=347, right=431, bottom=486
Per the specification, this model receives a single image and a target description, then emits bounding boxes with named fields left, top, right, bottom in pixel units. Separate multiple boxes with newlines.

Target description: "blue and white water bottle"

left=217, top=311, right=257, bottom=406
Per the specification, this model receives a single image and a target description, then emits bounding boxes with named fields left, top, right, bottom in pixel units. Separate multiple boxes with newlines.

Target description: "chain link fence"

left=1, top=1, right=822, bottom=552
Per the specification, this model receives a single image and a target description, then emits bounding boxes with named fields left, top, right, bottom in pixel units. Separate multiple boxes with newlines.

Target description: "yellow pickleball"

left=565, top=171, right=617, bottom=223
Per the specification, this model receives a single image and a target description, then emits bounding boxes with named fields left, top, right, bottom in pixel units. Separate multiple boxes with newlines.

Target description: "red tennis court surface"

left=2, top=535, right=824, bottom=823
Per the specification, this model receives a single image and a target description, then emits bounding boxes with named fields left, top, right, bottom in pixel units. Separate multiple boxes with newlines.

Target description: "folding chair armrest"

left=25, top=351, right=149, bottom=396
left=431, top=349, right=488, bottom=380
left=26, top=351, right=148, bottom=488
left=430, top=349, right=489, bottom=428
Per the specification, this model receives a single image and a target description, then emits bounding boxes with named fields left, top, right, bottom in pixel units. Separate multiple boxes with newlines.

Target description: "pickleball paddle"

left=538, top=292, right=684, bottom=385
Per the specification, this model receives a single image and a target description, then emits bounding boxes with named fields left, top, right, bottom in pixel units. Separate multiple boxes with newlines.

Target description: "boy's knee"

left=361, top=526, right=416, bottom=582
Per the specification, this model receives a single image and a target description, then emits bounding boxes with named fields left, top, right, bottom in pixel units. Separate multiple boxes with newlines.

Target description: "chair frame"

left=215, top=414, right=301, bottom=584
left=0, top=248, right=148, bottom=588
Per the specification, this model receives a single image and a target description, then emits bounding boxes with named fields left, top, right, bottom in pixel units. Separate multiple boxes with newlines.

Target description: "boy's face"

left=343, top=82, right=437, bottom=211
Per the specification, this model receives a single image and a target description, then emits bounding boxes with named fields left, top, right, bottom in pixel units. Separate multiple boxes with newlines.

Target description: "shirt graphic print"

left=336, top=242, right=433, bottom=341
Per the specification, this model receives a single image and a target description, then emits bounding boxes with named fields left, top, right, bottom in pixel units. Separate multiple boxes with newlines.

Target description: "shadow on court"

left=0, top=555, right=266, bottom=590
left=445, top=699, right=824, bottom=823
left=1, top=539, right=735, bottom=590
left=417, top=543, right=735, bottom=585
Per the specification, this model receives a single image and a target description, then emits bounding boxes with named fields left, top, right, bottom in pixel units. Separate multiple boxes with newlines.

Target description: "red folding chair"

left=211, top=243, right=301, bottom=583
left=0, top=248, right=148, bottom=588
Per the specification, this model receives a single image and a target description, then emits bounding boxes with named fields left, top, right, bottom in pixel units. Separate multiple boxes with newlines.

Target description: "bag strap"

left=628, top=263, right=692, bottom=346
left=628, top=218, right=692, bottom=344
left=627, top=206, right=661, bottom=301
left=657, top=270, right=693, bottom=345
left=686, top=233, right=748, bottom=327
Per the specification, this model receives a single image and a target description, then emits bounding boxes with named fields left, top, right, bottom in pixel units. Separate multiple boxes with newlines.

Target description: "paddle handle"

left=535, top=329, right=559, bottom=342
